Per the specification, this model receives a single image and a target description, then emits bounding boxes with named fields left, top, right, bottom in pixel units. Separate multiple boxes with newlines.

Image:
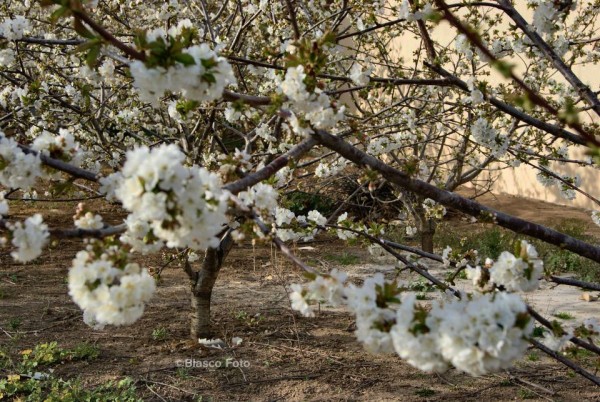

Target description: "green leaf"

left=201, top=72, right=216, bottom=84
left=201, top=58, right=218, bottom=69
left=72, top=38, right=101, bottom=54
left=40, top=0, right=60, bottom=6
left=175, top=99, right=200, bottom=117
left=73, top=18, right=95, bottom=39
left=50, top=6, right=71, bottom=23
left=85, top=44, right=101, bottom=67
left=491, top=60, right=515, bottom=79
left=173, top=52, right=196, bottom=66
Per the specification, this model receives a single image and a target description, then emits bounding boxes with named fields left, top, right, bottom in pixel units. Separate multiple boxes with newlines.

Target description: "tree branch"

left=224, top=137, right=317, bottom=194
left=425, top=62, right=588, bottom=146
left=497, top=0, right=600, bottom=118
left=311, top=130, right=600, bottom=263
left=19, top=145, right=99, bottom=182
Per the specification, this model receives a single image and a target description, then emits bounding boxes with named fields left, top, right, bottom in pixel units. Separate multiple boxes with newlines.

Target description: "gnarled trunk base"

left=189, top=232, right=234, bottom=340
left=421, top=228, right=435, bottom=254
left=190, top=290, right=213, bottom=339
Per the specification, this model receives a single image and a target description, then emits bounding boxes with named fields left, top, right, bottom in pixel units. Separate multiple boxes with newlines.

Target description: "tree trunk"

left=410, top=200, right=436, bottom=254
left=190, top=232, right=234, bottom=339
left=190, top=286, right=213, bottom=339
left=420, top=221, right=435, bottom=253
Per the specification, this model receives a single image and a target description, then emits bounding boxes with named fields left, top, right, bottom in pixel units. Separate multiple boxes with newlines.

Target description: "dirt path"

left=464, top=190, right=600, bottom=238
left=1, top=193, right=600, bottom=401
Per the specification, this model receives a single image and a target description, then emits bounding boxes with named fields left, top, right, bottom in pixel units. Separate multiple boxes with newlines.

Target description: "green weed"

left=414, top=388, right=435, bottom=397
left=553, top=312, right=574, bottom=320
left=324, top=252, right=360, bottom=265
left=435, top=220, right=600, bottom=282
left=151, top=326, right=169, bottom=341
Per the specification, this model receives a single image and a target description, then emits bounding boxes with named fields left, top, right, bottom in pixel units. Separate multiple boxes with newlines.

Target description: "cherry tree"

left=1, top=0, right=600, bottom=385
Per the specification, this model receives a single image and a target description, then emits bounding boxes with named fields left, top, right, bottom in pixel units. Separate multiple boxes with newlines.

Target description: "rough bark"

left=498, top=0, right=600, bottom=118
left=312, top=130, right=600, bottom=263
left=190, top=231, right=234, bottom=339
left=420, top=219, right=435, bottom=254
left=411, top=199, right=436, bottom=254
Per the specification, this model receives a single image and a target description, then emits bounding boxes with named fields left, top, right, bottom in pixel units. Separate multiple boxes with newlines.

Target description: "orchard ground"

left=1, top=193, right=600, bottom=401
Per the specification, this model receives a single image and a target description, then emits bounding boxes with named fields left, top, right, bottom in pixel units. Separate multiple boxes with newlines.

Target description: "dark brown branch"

left=71, top=9, right=146, bottom=61
left=409, top=0, right=437, bottom=61
left=383, top=239, right=447, bottom=264
left=229, top=55, right=455, bottom=87
left=549, top=276, right=600, bottom=291
left=321, top=223, right=460, bottom=297
left=530, top=338, right=600, bottom=386
left=19, top=145, right=99, bottom=182
left=433, top=0, right=599, bottom=146
left=2, top=36, right=84, bottom=46
left=336, top=18, right=406, bottom=41
left=425, top=62, right=588, bottom=146
left=222, top=89, right=272, bottom=106
left=527, top=307, right=600, bottom=356
left=311, top=130, right=600, bottom=263
left=283, top=0, right=301, bottom=40
left=497, top=0, right=600, bottom=118
left=224, top=137, right=317, bottom=194
left=49, top=224, right=126, bottom=238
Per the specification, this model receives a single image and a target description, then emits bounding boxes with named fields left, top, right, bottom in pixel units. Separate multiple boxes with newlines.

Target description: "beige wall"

left=382, top=3, right=600, bottom=210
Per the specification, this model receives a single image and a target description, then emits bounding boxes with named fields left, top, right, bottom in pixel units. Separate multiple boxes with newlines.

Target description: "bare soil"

left=1, top=192, right=600, bottom=401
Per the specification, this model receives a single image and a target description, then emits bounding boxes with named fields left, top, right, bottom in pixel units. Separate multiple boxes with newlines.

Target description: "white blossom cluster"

left=31, top=129, right=85, bottom=170
left=398, top=0, right=435, bottom=21
left=314, top=158, right=348, bottom=178
left=0, top=131, right=43, bottom=190
left=273, top=207, right=328, bottom=242
left=130, top=22, right=236, bottom=106
left=238, top=183, right=279, bottom=214
left=541, top=326, right=573, bottom=351
left=290, top=269, right=348, bottom=317
left=280, top=65, right=345, bottom=136
left=0, top=48, right=15, bottom=67
left=558, top=174, right=581, bottom=200
left=290, top=271, right=533, bottom=375
left=74, top=212, right=104, bottom=230
left=536, top=171, right=556, bottom=187
left=217, top=148, right=253, bottom=180
left=406, top=226, right=418, bottom=237
left=6, top=214, right=49, bottom=263
left=530, top=0, right=567, bottom=36
left=592, top=211, right=600, bottom=228
left=0, top=192, right=7, bottom=217
left=465, top=77, right=484, bottom=105
left=254, top=123, right=277, bottom=142
left=69, top=241, right=156, bottom=326
left=335, top=212, right=362, bottom=241
left=0, top=16, right=31, bottom=40
left=455, top=34, right=474, bottom=60
left=347, top=274, right=398, bottom=354
left=349, top=63, right=371, bottom=86
left=367, top=134, right=410, bottom=156
left=535, top=169, right=581, bottom=201
left=442, top=246, right=453, bottom=267
left=466, top=240, right=543, bottom=292
left=336, top=213, right=386, bottom=244
left=442, top=246, right=480, bottom=270
left=105, top=144, right=230, bottom=252
left=422, top=198, right=447, bottom=220
left=308, top=210, right=327, bottom=226
left=470, top=118, right=508, bottom=158
left=541, top=318, right=600, bottom=352
left=425, top=292, right=531, bottom=375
